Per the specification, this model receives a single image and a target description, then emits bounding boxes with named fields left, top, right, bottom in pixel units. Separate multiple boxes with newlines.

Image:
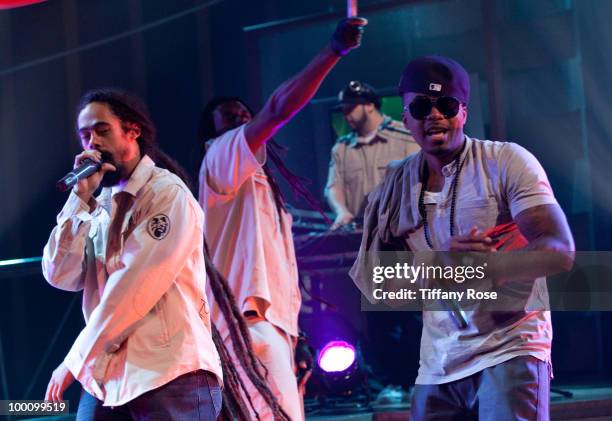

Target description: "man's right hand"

left=72, top=150, right=116, bottom=203
left=331, top=210, right=354, bottom=230
left=330, top=17, right=368, bottom=56
left=44, top=362, right=75, bottom=402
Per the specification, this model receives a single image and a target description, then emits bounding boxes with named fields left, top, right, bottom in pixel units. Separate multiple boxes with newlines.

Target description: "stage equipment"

left=318, top=340, right=356, bottom=373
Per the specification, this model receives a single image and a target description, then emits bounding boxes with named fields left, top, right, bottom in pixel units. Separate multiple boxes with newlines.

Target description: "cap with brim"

left=398, top=55, right=470, bottom=104
left=335, top=81, right=381, bottom=109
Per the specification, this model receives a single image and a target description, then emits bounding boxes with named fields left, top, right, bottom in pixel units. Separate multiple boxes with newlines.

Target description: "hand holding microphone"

left=57, top=150, right=116, bottom=202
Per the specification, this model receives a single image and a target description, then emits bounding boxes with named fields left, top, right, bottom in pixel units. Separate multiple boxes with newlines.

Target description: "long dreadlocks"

left=204, top=242, right=291, bottom=421
left=79, top=89, right=289, bottom=420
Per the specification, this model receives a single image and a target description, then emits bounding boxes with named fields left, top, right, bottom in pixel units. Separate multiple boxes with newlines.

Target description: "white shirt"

left=42, top=155, right=222, bottom=406
left=198, top=126, right=301, bottom=339
left=405, top=137, right=558, bottom=384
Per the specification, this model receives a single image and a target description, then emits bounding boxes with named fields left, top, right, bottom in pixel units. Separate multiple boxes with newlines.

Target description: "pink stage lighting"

left=0, top=0, right=46, bottom=10
left=318, top=340, right=356, bottom=373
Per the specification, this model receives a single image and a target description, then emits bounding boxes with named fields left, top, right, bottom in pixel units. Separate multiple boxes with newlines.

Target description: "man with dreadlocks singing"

left=197, top=17, right=367, bottom=420
left=42, top=89, right=223, bottom=420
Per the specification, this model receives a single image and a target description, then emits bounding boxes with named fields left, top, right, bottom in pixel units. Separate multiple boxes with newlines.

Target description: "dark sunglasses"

left=405, top=96, right=462, bottom=120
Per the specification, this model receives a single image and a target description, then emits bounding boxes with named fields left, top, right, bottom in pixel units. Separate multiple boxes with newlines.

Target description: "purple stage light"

left=318, top=340, right=356, bottom=373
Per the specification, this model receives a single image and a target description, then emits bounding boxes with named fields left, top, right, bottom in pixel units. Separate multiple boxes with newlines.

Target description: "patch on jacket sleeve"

left=147, top=214, right=171, bottom=240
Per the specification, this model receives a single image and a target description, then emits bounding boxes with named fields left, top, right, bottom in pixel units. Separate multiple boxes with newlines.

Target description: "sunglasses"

left=404, top=96, right=462, bottom=120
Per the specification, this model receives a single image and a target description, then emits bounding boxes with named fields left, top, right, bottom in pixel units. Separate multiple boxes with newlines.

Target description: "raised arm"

left=244, top=17, right=367, bottom=153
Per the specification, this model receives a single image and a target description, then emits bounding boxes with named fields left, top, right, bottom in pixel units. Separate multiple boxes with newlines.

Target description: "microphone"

left=446, top=299, right=469, bottom=329
left=56, top=158, right=102, bottom=192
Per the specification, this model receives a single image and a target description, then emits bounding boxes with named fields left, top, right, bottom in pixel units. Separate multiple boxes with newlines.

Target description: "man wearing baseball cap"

left=351, top=56, right=574, bottom=420
left=325, top=80, right=419, bottom=230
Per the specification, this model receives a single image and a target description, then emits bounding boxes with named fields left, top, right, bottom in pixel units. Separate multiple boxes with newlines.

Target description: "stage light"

left=318, top=340, right=356, bottom=373
left=0, top=0, right=46, bottom=10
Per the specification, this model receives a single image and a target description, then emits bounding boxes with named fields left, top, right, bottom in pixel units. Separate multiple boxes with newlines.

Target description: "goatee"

left=98, top=152, right=126, bottom=187
left=100, top=169, right=123, bottom=187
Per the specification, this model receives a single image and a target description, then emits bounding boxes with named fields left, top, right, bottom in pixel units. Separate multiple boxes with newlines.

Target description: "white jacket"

left=42, top=155, right=222, bottom=406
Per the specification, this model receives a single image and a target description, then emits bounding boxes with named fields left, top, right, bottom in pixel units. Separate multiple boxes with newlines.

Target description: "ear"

left=364, top=103, right=376, bottom=114
left=402, top=112, right=408, bottom=128
left=459, top=104, right=468, bottom=124
left=401, top=106, right=411, bottom=129
left=126, top=123, right=141, bottom=141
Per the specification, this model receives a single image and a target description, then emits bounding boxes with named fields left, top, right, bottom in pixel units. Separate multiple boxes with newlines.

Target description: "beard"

left=98, top=151, right=127, bottom=187
left=422, top=131, right=465, bottom=160
left=100, top=169, right=123, bottom=187
left=350, top=112, right=369, bottom=133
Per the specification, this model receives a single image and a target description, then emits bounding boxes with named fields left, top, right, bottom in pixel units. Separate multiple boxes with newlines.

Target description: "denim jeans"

left=411, top=356, right=550, bottom=421
left=76, top=370, right=221, bottom=421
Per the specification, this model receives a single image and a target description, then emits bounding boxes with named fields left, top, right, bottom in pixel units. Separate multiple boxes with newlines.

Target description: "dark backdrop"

left=2, top=0, right=612, bottom=408
left=2, top=0, right=612, bottom=260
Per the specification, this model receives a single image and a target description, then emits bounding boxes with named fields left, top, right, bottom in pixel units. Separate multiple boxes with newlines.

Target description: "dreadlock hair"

left=198, top=96, right=332, bottom=225
left=78, top=89, right=289, bottom=419
left=204, top=241, right=291, bottom=421
left=77, top=88, right=192, bottom=188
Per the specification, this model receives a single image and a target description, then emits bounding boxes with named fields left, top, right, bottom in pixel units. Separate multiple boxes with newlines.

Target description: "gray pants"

left=411, top=356, right=550, bottom=421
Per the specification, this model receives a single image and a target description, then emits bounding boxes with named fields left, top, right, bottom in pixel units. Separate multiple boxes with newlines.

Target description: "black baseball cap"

left=398, top=55, right=470, bottom=104
left=336, top=80, right=381, bottom=109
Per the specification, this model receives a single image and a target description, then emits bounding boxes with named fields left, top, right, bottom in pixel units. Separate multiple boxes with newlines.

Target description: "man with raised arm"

left=197, top=17, right=367, bottom=420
